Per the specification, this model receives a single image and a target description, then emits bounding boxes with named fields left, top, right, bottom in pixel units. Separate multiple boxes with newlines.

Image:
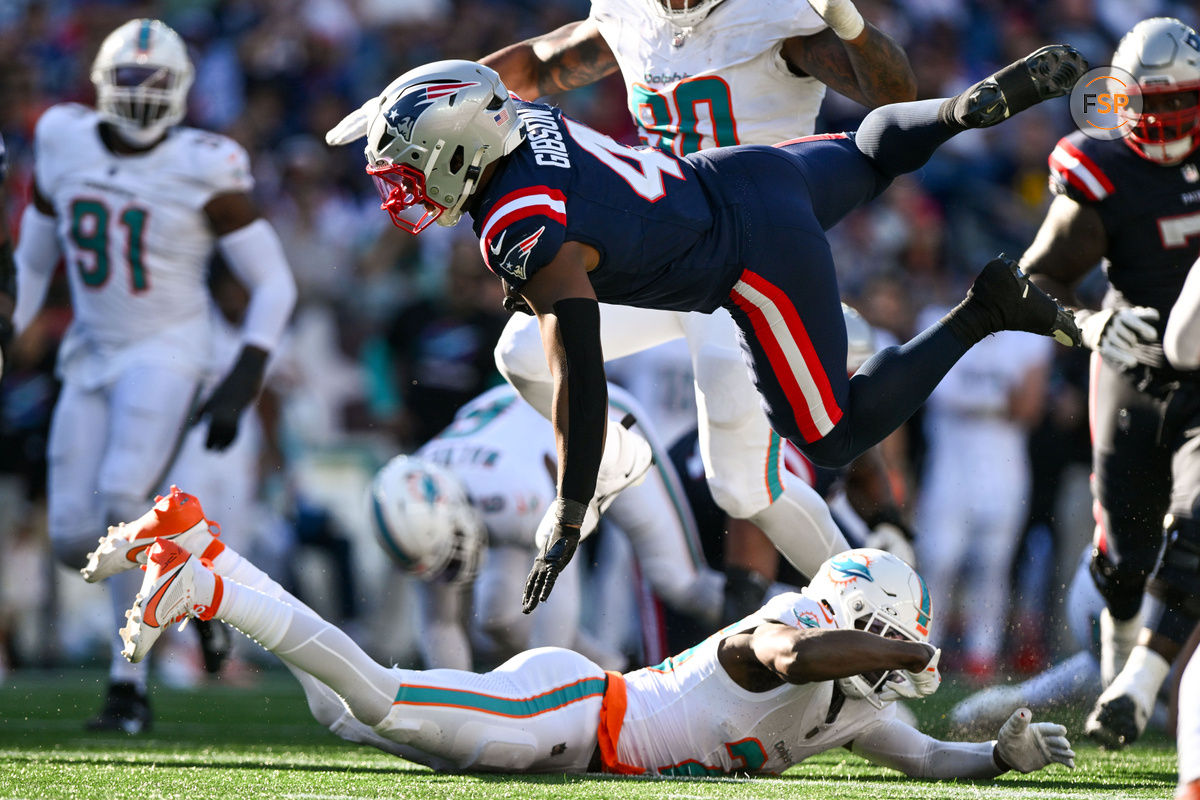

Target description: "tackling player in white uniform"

left=323, top=0, right=912, bottom=605
left=103, top=512, right=1075, bottom=780
left=374, top=382, right=723, bottom=670
left=13, top=19, right=296, bottom=731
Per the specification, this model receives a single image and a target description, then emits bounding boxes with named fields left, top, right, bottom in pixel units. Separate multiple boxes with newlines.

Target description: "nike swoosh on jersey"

left=489, top=230, right=507, bottom=256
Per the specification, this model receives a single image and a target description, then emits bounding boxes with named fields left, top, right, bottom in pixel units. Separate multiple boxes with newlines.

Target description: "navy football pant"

left=724, top=99, right=973, bottom=468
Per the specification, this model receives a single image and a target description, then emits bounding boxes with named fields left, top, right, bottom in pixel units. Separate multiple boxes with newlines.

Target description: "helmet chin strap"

left=438, top=145, right=489, bottom=227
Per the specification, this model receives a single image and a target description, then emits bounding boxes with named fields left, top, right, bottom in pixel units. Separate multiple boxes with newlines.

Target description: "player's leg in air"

left=51, top=364, right=200, bottom=733
left=721, top=44, right=1086, bottom=469
left=99, top=492, right=606, bottom=773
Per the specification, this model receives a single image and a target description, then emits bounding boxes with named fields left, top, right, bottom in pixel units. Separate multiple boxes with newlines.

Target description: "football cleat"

left=958, top=44, right=1087, bottom=128
left=120, top=538, right=217, bottom=664
left=85, top=681, right=151, bottom=734
left=967, top=255, right=1081, bottom=346
left=81, top=486, right=219, bottom=583
left=1085, top=691, right=1147, bottom=750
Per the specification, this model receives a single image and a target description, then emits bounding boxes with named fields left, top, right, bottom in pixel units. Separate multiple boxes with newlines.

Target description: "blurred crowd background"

left=0, top=0, right=1194, bottom=689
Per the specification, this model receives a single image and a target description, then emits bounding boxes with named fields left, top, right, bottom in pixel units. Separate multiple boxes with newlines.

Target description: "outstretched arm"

left=851, top=708, right=1074, bottom=778
left=519, top=241, right=607, bottom=611
left=782, top=23, right=917, bottom=108
left=480, top=19, right=618, bottom=101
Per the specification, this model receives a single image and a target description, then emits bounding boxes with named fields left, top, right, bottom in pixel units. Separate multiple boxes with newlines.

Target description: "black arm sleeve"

left=552, top=297, right=606, bottom=506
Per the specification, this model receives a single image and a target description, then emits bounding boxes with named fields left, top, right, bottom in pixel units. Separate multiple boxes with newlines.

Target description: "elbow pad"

left=553, top=297, right=606, bottom=505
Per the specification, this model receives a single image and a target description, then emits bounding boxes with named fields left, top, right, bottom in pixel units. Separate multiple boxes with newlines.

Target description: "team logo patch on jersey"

left=495, top=226, right=545, bottom=281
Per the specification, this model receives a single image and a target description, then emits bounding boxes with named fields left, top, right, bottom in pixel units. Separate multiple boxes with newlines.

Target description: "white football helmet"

left=647, top=0, right=729, bottom=30
left=362, top=59, right=525, bottom=234
left=368, top=455, right=485, bottom=584
left=1113, top=17, right=1200, bottom=164
left=803, top=548, right=933, bottom=708
left=90, top=18, right=194, bottom=147
left=843, top=303, right=877, bottom=375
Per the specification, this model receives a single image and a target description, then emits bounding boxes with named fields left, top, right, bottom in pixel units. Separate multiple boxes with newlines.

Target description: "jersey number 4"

left=69, top=198, right=151, bottom=292
left=564, top=118, right=684, bottom=202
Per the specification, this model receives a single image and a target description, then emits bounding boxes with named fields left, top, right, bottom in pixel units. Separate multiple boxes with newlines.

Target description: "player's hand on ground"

left=522, top=522, right=580, bottom=614
left=995, top=708, right=1075, bottom=773
left=880, top=644, right=941, bottom=702
left=1078, top=306, right=1159, bottom=369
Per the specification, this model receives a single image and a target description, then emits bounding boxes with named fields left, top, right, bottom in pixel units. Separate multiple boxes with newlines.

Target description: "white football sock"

left=214, top=578, right=397, bottom=726
left=1108, top=645, right=1172, bottom=716
left=748, top=485, right=851, bottom=578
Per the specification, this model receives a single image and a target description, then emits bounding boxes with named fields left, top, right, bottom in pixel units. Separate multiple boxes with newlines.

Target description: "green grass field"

left=0, top=667, right=1178, bottom=800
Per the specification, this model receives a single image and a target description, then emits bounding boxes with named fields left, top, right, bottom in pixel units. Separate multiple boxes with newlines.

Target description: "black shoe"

left=967, top=255, right=1081, bottom=345
left=194, top=618, right=231, bottom=675
left=959, top=44, right=1087, bottom=128
left=85, top=681, right=151, bottom=734
left=1085, top=693, right=1142, bottom=750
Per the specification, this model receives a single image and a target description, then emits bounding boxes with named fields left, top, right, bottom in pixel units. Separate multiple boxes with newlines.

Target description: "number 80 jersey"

left=590, top=0, right=828, bottom=154
left=33, top=103, right=252, bottom=356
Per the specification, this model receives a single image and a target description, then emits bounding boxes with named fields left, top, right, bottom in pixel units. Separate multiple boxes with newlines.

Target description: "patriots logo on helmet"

left=495, top=226, right=546, bottom=281
left=383, top=105, right=415, bottom=140
left=402, top=80, right=482, bottom=108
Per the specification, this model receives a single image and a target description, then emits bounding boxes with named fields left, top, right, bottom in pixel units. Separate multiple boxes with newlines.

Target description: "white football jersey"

left=417, top=383, right=651, bottom=548
left=589, top=0, right=828, bottom=154
left=33, top=103, right=252, bottom=381
left=617, top=591, right=894, bottom=775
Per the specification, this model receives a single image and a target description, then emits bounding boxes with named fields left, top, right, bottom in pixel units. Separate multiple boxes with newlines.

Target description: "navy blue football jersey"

left=1049, top=130, right=1200, bottom=314
left=470, top=102, right=741, bottom=312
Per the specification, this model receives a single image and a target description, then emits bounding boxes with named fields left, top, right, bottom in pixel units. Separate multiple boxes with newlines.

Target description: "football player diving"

left=328, top=47, right=1087, bottom=614
left=327, top=0, right=917, bottom=618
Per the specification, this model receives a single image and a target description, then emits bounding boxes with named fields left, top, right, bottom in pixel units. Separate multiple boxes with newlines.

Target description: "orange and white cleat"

left=120, top=538, right=221, bottom=664
left=81, top=486, right=222, bottom=583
